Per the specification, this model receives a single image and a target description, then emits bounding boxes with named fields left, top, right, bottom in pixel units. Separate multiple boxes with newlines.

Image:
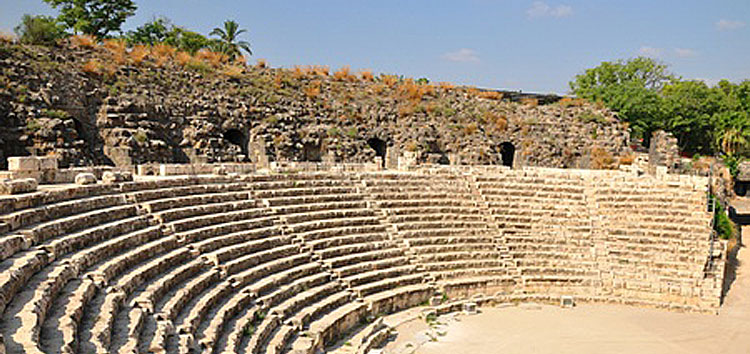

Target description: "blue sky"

left=1, top=0, right=749, bottom=94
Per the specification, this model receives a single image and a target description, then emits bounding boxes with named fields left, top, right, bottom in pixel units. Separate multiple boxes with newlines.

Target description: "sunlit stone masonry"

left=0, top=157, right=725, bottom=354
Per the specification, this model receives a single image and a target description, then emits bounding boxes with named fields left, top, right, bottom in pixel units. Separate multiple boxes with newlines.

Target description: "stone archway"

left=500, top=142, right=515, bottom=168
left=367, top=137, right=387, bottom=168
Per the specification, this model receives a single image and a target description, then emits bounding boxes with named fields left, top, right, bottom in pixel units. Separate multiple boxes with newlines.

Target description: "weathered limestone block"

left=38, top=157, right=58, bottom=171
left=102, top=171, right=131, bottom=184
left=737, top=161, right=750, bottom=182
left=0, top=178, right=38, bottom=195
left=74, top=173, right=97, bottom=185
left=8, top=156, right=40, bottom=172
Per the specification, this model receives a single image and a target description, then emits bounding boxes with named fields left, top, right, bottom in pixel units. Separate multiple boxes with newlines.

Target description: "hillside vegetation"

left=0, top=37, right=629, bottom=169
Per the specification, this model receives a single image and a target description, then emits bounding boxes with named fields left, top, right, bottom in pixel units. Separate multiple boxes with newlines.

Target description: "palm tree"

left=210, top=20, right=252, bottom=58
left=720, top=128, right=748, bottom=156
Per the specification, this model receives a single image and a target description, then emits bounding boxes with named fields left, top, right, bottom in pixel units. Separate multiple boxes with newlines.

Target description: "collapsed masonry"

left=0, top=158, right=725, bottom=354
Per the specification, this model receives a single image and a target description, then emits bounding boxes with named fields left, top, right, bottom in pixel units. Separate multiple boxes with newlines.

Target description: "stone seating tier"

left=0, top=168, right=722, bottom=354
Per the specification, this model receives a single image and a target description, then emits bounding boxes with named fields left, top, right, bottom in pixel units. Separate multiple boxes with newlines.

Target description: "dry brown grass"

left=463, top=122, right=479, bottom=135
left=175, top=51, right=192, bottom=66
left=102, top=39, right=127, bottom=65
left=592, top=147, right=618, bottom=169
left=0, top=32, right=15, bottom=43
left=222, top=65, right=244, bottom=78
left=381, top=74, right=399, bottom=88
left=255, top=58, right=267, bottom=69
left=334, top=66, right=357, bottom=82
left=81, top=59, right=115, bottom=76
left=370, top=83, right=387, bottom=95
left=521, top=97, right=539, bottom=107
left=305, top=80, right=322, bottom=99
left=69, top=34, right=97, bottom=48
left=196, top=50, right=228, bottom=67
left=484, top=111, right=508, bottom=132
left=312, top=65, right=329, bottom=76
left=273, top=71, right=283, bottom=89
left=438, top=82, right=454, bottom=91
left=478, top=91, right=503, bottom=100
left=464, top=87, right=480, bottom=98
left=359, top=70, right=374, bottom=82
left=291, top=66, right=307, bottom=79
left=129, top=45, right=150, bottom=66
left=397, top=102, right=417, bottom=117
left=397, top=79, right=431, bottom=103
left=152, top=44, right=177, bottom=67
left=618, top=153, right=635, bottom=165
left=559, top=97, right=586, bottom=107
left=82, top=60, right=101, bottom=75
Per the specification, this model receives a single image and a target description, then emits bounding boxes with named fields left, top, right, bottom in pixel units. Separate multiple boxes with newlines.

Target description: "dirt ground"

left=384, top=228, right=750, bottom=354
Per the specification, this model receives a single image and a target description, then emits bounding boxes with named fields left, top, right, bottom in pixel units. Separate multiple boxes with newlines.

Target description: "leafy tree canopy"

left=43, top=0, right=137, bottom=37
left=125, top=17, right=219, bottom=54
left=14, top=14, right=66, bottom=45
left=571, top=58, right=750, bottom=157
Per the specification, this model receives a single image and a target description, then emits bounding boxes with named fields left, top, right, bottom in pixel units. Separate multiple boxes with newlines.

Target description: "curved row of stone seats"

left=592, top=176, right=713, bottom=306
left=0, top=168, right=720, bottom=353
left=240, top=174, right=427, bottom=354
left=62, top=173, right=432, bottom=354
left=361, top=172, right=514, bottom=297
left=0, top=176, right=250, bottom=353
left=475, top=171, right=600, bottom=294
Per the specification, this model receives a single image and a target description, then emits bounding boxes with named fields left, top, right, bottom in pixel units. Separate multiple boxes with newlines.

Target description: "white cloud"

left=674, top=48, right=697, bottom=58
left=638, top=46, right=663, bottom=58
left=716, top=19, right=745, bottom=30
left=442, top=48, right=480, bottom=63
left=527, top=1, right=573, bottom=19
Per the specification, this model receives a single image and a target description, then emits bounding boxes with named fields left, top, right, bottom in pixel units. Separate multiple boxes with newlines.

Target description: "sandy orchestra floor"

left=383, top=229, right=750, bottom=354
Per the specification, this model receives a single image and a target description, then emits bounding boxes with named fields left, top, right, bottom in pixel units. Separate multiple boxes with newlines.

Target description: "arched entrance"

left=367, top=137, right=387, bottom=168
left=223, top=129, right=248, bottom=159
left=303, top=142, right=322, bottom=162
left=500, top=142, right=515, bottom=168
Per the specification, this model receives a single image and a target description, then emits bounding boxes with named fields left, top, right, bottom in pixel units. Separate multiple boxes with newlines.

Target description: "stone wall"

left=0, top=42, right=630, bottom=171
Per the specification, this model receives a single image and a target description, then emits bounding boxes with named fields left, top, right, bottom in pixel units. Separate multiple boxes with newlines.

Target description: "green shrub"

left=722, top=154, right=744, bottom=179
left=711, top=196, right=736, bottom=240
left=26, top=119, right=41, bottom=132
left=134, top=131, right=148, bottom=144
left=14, top=15, right=66, bottom=46
left=578, top=111, right=608, bottom=124
left=42, top=109, right=69, bottom=119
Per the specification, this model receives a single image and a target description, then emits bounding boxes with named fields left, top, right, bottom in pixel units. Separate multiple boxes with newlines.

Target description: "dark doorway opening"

left=500, top=142, right=515, bottom=168
left=73, top=118, right=85, bottom=139
left=303, top=142, right=322, bottom=162
left=367, top=137, right=387, bottom=168
left=224, top=129, right=248, bottom=159
left=224, top=129, right=246, bottom=147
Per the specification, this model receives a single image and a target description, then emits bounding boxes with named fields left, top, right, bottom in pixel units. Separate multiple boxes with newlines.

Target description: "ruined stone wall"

left=0, top=42, right=630, bottom=171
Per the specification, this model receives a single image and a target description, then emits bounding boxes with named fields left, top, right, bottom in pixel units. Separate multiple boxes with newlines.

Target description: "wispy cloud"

left=716, top=19, right=745, bottom=31
left=527, top=1, right=573, bottom=19
left=442, top=48, right=480, bottom=63
left=674, top=48, right=697, bottom=58
left=638, top=46, right=663, bottom=58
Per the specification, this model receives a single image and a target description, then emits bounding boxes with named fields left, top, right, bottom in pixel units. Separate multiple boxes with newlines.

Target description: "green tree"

left=660, top=80, right=720, bottom=154
left=569, top=57, right=674, bottom=142
left=14, top=14, right=66, bottom=45
left=43, top=0, right=137, bottom=37
left=210, top=20, right=252, bottom=58
left=125, top=17, right=171, bottom=45
left=126, top=18, right=216, bottom=54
